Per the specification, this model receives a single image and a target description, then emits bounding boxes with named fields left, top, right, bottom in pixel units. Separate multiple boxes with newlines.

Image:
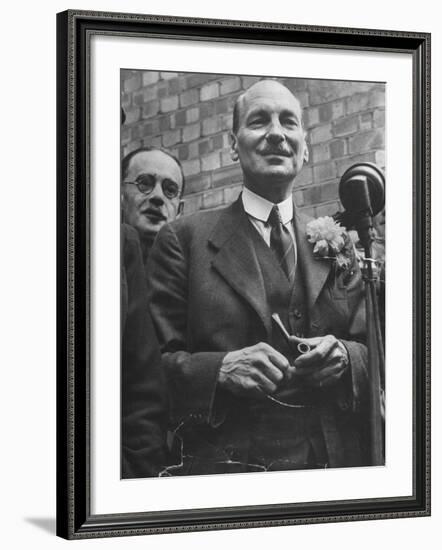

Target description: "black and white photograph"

left=1, top=0, right=437, bottom=547
left=120, top=71, right=386, bottom=479
left=55, top=9, right=430, bottom=540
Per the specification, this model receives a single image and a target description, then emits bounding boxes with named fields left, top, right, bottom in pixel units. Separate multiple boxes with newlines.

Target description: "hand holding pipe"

left=271, top=314, right=311, bottom=357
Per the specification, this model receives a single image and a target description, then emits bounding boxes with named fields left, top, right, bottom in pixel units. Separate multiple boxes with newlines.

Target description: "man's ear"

left=177, top=200, right=185, bottom=217
left=230, top=132, right=239, bottom=162
left=303, top=144, right=309, bottom=164
left=302, top=133, right=309, bottom=164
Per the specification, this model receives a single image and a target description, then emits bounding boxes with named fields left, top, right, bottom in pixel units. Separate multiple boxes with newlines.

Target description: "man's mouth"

left=261, top=149, right=292, bottom=157
left=143, top=209, right=166, bottom=222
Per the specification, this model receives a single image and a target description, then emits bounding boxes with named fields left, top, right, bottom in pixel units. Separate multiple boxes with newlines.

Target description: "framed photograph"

left=56, top=10, right=430, bottom=539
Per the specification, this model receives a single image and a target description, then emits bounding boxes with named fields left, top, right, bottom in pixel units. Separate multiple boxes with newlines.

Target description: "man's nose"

left=265, top=119, right=285, bottom=144
left=149, top=181, right=165, bottom=205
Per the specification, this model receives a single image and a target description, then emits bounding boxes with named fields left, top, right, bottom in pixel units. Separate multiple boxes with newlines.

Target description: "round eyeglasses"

left=124, top=174, right=180, bottom=200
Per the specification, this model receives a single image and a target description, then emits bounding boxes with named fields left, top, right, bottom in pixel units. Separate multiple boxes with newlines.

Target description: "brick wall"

left=121, top=71, right=385, bottom=218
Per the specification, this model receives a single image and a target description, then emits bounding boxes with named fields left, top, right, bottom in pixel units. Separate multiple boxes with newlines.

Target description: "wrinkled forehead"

left=127, top=150, right=183, bottom=184
left=238, top=81, right=302, bottom=123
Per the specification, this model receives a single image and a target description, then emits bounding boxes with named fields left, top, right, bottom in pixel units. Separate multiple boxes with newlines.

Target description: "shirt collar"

left=242, top=186, right=294, bottom=225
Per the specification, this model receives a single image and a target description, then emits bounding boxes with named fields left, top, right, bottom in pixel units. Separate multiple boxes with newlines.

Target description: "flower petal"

left=314, top=239, right=329, bottom=256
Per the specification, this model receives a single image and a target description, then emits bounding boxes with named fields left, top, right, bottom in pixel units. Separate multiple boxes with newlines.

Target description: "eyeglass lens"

left=135, top=174, right=179, bottom=199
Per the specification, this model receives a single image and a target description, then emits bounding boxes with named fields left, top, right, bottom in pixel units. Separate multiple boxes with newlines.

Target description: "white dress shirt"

left=241, top=186, right=297, bottom=248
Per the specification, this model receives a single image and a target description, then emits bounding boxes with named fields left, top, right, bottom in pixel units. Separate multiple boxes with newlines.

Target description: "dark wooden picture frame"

left=56, top=9, right=430, bottom=539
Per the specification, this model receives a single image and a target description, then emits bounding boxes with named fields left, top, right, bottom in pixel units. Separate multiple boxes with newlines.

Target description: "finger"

left=294, top=347, right=343, bottom=376
left=267, top=350, right=290, bottom=373
left=254, top=354, right=285, bottom=384
left=286, top=365, right=297, bottom=380
left=254, top=342, right=289, bottom=372
left=250, top=368, right=278, bottom=395
left=294, top=335, right=338, bottom=369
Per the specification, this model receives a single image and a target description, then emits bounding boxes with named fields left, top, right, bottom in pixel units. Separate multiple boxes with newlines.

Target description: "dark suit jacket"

left=121, top=224, right=168, bottom=478
left=147, top=198, right=372, bottom=473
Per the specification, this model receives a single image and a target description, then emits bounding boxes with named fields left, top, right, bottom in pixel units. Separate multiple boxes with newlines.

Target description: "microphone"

left=334, top=162, right=385, bottom=246
left=334, top=165, right=385, bottom=464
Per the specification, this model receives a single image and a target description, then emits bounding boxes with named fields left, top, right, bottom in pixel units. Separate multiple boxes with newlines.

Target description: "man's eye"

left=163, top=181, right=179, bottom=197
left=283, top=118, right=299, bottom=127
left=138, top=183, right=151, bottom=193
left=248, top=118, right=265, bottom=127
left=136, top=174, right=155, bottom=188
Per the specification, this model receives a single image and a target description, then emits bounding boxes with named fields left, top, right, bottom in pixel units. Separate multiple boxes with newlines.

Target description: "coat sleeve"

left=336, top=242, right=371, bottom=414
left=339, top=339, right=369, bottom=412
left=147, top=223, right=227, bottom=426
left=121, top=225, right=168, bottom=478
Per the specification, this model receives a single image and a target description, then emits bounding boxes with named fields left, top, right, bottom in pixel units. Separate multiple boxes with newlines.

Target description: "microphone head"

left=339, top=162, right=385, bottom=217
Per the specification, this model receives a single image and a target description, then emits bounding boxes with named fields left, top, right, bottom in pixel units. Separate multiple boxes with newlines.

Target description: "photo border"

left=56, top=9, right=430, bottom=539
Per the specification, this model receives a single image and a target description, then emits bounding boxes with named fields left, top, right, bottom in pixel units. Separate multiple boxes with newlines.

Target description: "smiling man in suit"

left=147, top=79, right=373, bottom=475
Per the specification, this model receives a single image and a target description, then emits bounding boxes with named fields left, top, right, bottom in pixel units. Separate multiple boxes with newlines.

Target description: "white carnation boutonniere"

left=306, top=216, right=352, bottom=271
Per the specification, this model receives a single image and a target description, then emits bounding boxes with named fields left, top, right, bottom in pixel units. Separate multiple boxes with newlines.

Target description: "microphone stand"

left=348, top=187, right=385, bottom=466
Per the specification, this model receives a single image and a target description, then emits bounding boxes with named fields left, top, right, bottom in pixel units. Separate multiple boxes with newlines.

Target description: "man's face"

left=122, top=150, right=183, bottom=244
left=231, top=80, right=308, bottom=198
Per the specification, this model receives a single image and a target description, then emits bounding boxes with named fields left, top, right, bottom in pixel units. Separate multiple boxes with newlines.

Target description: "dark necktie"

left=268, top=205, right=296, bottom=283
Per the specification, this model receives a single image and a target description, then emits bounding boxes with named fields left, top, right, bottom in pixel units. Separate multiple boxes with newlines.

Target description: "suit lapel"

left=208, top=198, right=332, bottom=330
left=209, top=198, right=271, bottom=335
left=294, top=211, right=332, bottom=309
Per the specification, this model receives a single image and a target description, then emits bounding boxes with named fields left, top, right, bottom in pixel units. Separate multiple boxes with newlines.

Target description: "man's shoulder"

left=294, top=209, right=313, bottom=227
left=151, top=204, right=236, bottom=264
left=166, top=201, right=238, bottom=242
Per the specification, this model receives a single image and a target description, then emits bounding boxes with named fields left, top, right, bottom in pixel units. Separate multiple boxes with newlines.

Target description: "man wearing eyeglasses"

left=147, top=80, right=375, bottom=475
left=122, top=147, right=185, bottom=266
left=120, top=146, right=185, bottom=477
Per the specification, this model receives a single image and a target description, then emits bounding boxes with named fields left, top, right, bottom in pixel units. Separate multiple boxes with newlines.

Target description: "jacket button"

left=294, top=309, right=302, bottom=319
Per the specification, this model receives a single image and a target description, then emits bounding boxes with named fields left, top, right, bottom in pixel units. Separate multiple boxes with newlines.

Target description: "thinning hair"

left=121, top=146, right=186, bottom=197
left=232, top=79, right=305, bottom=135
